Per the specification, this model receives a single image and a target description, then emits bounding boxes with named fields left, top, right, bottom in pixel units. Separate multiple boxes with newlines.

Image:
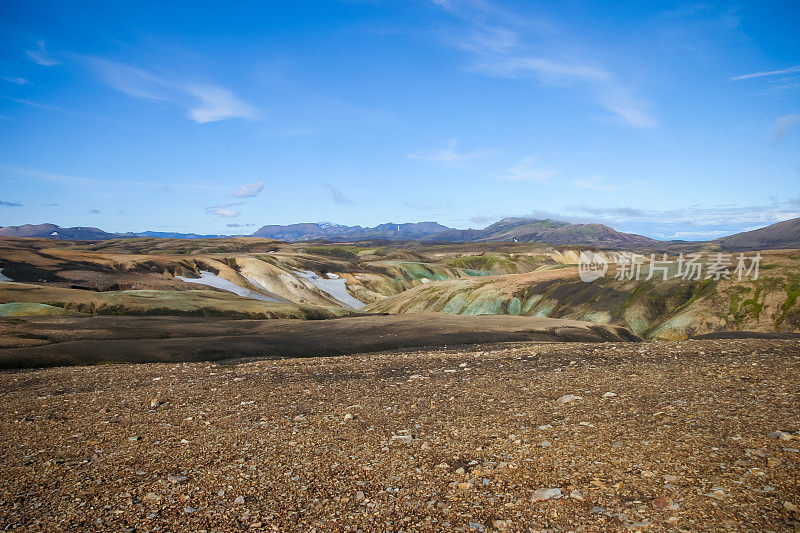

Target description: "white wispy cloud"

left=26, top=41, right=59, bottom=66
left=212, top=207, right=241, bottom=218
left=186, top=85, right=257, bottom=123
left=86, top=57, right=257, bottom=124
left=0, top=96, right=67, bottom=113
left=662, top=229, right=730, bottom=239
left=0, top=164, right=227, bottom=191
left=773, top=113, right=800, bottom=140
left=3, top=77, right=30, bottom=85
left=429, top=0, right=656, bottom=128
left=232, top=181, right=264, bottom=198
left=729, top=65, right=800, bottom=81
left=206, top=202, right=244, bottom=218
left=573, top=175, right=615, bottom=191
left=470, top=56, right=609, bottom=83
left=501, top=157, right=558, bottom=183
left=410, top=139, right=495, bottom=166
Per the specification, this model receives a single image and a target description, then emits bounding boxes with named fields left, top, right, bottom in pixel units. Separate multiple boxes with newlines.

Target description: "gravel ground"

left=1, top=339, right=799, bottom=531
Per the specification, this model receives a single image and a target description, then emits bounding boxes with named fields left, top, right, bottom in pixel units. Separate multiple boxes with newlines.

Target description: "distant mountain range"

left=1, top=217, right=799, bottom=251
left=0, top=223, right=223, bottom=240
left=249, top=218, right=661, bottom=247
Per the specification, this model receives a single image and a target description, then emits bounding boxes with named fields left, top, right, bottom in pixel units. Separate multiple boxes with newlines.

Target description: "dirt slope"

left=0, top=314, right=637, bottom=368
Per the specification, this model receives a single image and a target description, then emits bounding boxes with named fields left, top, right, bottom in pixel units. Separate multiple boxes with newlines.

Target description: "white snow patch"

left=0, top=268, right=12, bottom=282
left=294, top=270, right=364, bottom=308
left=242, top=274, right=290, bottom=303
left=176, top=271, right=281, bottom=302
left=325, top=272, right=340, bottom=279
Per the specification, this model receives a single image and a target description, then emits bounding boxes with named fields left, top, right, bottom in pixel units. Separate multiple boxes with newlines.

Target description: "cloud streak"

left=87, top=57, right=257, bottom=123
left=206, top=202, right=244, bottom=218
left=186, top=85, right=257, bottom=124
left=500, top=157, right=558, bottom=183
left=729, top=65, right=800, bottom=81
left=410, top=139, right=495, bottom=166
left=431, top=1, right=656, bottom=128
left=233, top=181, right=264, bottom=198
left=26, top=41, right=59, bottom=66
left=3, top=77, right=30, bottom=85
left=574, top=175, right=615, bottom=191
left=0, top=164, right=227, bottom=191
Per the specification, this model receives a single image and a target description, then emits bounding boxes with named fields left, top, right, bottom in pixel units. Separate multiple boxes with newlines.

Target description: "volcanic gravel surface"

left=1, top=339, right=799, bottom=531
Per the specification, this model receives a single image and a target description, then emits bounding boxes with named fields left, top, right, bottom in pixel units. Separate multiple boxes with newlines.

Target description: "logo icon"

left=578, top=251, right=608, bottom=282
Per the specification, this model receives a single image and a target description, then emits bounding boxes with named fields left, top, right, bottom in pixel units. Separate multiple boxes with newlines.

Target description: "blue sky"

left=0, top=0, right=798, bottom=239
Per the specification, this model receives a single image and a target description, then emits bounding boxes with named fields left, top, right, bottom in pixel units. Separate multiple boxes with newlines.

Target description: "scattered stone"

left=355, top=491, right=365, bottom=502
left=784, top=501, right=799, bottom=513
left=492, top=520, right=512, bottom=531
left=167, top=475, right=188, bottom=484
left=143, top=492, right=161, bottom=503
left=293, top=414, right=307, bottom=422
left=391, top=434, right=413, bottom=443
left=539, top=441, right=551, bottom=447
left=768, top=430, right=794, bottom=441
left=652, top=496, right=678, bottom=510
left=234, top=496, right=245, bottom=505
left=343, top=412, right=354, bottom=421
left=603, top=392, right=617, bottom=398
left=641, top=470, right=655, bottom=478
left=531, top=488, right=562, bottom=502
left=570, top=489, right=584, bottom=501
left=183, top=506, right=195, bottom=514
left=557, top=394, right=582, bottom=405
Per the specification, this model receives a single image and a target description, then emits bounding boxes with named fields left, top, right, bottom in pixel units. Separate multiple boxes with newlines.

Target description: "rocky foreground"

left=1, top=339, right=799, bottom=531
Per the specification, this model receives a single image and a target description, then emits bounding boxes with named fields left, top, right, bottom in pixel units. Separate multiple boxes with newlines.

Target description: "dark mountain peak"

left=0, top=223, right=112, bottom=240
left=0, top=223, right=60, bottom=237
left=715, top=217, right=800, bottom=251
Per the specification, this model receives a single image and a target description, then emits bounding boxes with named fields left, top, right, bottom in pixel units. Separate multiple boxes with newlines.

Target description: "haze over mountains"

left=1, top=217, right=799, bottom=251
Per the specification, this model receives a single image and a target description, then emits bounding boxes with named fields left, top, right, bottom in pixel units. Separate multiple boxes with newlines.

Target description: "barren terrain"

left=2, top=338, right=799, bottom=531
